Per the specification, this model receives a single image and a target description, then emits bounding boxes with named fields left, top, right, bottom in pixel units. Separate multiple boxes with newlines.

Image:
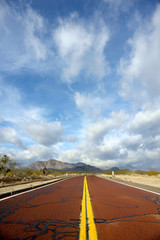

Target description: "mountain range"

left=26, top=159, right=107, bottom=173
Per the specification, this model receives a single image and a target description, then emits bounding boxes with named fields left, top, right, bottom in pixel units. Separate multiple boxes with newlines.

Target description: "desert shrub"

left=31, top=170, right=41, bottom=176
left=0, top=155, right=19, bottom=176
left=6, top=172, right=13, bottom=177
left=116, top=169, right=131, bottom=175
left=145, top=170, right=160, bottom=176
left=103, top=171, right=112, bottom=175
left=135, top=170, right=146, bottom=175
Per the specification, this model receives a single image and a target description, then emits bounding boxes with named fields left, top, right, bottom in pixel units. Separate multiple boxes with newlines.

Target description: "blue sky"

left=0, top=0, right=160, bottom=169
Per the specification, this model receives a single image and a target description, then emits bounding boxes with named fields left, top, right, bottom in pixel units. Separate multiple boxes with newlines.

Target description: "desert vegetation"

left=1, top=155, right=160, bottom=189
left=0, top=155, right=69, bottom=187
left=104, top=169, right=160, bottom=176
left=103, top=169, right=160, bottom=190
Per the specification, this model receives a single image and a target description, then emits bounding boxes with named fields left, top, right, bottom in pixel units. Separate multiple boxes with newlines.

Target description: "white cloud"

left=126, top=147, right=160, bottom=170
left=0, top=145, right=57, bottom=166
left=54, top=13, right=92, bottom=58
left=74, top=92, right=103, bottom=119
left=59, top=102, right=160, bottom=169
left=59, top=148, right=81, bottom=163
left=86, top=110, right=129, bottom=144
left=63, top=135, right=77, bottom=142
left=0, top=127, right=25, bottom=149
left=0, top=117, right=3, bottom=123
left=121, top=134, right=142, bottom=150
left=0, top=2, right=110, bottom=83
left=95, top=144, right=127, bottom=161
left=143, top=135, right=160, bottom=150
left=0, top=2, right=50, bottom=72
left=60, top=129, right=160, bottom=169
left=22, top=121, right=64, bottom=146
left=53, top=13, right=109, bottom=83
left=60, top=139, right=127, bottom=168
left=24, top=8, right=47, bottom=62
left=119, top=4, right=160, bottom=103
left=0, top=79, right=77, bottom=150
left=128, top=104, right=160, bottom=137
left=0, top=79, right=46, bottom=123
left=22, top=145, right=56, bottom=163
left=21, top=120, right=78, bottom=146
left=103, top=0, right=136, bottom=16
left=1, top=1, right=160, bottom=171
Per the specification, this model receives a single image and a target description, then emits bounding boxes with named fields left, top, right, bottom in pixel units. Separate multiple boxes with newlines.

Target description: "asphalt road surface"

left=88, top=176, right=160, bottom=240
left=0, top=175, right=160, bottom=240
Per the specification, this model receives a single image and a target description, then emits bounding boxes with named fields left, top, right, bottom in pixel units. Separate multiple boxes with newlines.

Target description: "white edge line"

left=0, top=178, right=67, bottom=202
left=98, top=176, right=160, bottom=196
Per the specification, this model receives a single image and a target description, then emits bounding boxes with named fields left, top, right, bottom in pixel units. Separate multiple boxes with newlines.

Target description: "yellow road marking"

left=85, top=178, right=98, bottom=240
left=79, top=177, right=87, bottom=240
left=79, top=176, right=98, bottom=240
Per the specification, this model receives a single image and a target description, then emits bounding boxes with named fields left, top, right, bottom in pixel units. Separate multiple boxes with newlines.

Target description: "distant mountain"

left=108, top=167, right=120, bottom=172
left=26, top=159, right=103, bottom=173
left=70, top=164, right=103, bottom=173
left=122, top=164, right=137, bottom=170
left=103, top=167, right=120, bottom=172
left=72, top=162, right=87, bottom=167
left=27, top=159, right=73, bottom=171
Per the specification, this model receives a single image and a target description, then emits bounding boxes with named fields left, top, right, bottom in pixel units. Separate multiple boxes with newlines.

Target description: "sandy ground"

left=100, top=174, right=160, bottom=193
left=114, top=174, right=160, bottom=188
left=0, top=174, right=75, bottom=198
left=0, top=178, right=62, bottom=197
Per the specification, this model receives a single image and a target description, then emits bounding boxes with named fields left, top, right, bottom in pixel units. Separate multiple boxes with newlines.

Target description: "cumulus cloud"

left=59, top=102, right=160, bottom=169
left=119, top=4, right=160, bottom=102
left=0, top=2, right=110, bottom=83
left=1, top=1, right=160, bottom=170
left=126, top=147, right=160, bottom=170
left=21, top=120, right=78, bottom=146
left=94, top=144, right=127, bottom=161
left=74, top=92, right=104, bottom=119
left=60, top=128, right=160, bottom=169
left=60, top=139, right=127, bottom=168
left=63, top=135, right=77, bottom=142
left=53, top=13, right=110, bottom=83
left=21, top=121, right=64, bottom=146
left=86, top=110, right=129, bottom=144
left=21, top=145, right=56, bottom=164
left=0, top=145, right=57, bottom=166
left=59, top=148, right=82, bottom=163
left=143, top=136, right=160, bottom=150
left=0, top=127, right=25, bottom=149
left=120, top=134, right=142, bottom=150
left=128, top=105, right=160, bottom=137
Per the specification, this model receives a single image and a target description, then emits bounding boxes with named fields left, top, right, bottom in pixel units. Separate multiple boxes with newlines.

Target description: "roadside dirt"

left=0, top=174, right=69, bottom=188
left=100, top=174, right=160, bottom=193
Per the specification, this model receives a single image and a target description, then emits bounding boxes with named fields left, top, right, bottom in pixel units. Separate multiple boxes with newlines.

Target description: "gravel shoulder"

left=99, top=174, right=160, bottom=194
left=0, top=177, right=67, bottom=199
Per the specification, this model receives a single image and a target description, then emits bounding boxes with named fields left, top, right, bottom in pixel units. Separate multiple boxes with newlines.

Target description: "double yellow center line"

left=79, top=176, right=98, bottom=240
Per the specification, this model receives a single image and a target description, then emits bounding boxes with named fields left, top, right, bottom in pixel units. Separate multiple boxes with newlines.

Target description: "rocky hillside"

left=27, top=159, right=73, bottom=171
left=26, top=159, right=103, bottom=173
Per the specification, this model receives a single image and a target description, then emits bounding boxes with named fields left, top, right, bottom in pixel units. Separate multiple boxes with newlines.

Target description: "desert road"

left=0, top=175, right=160, bottom=240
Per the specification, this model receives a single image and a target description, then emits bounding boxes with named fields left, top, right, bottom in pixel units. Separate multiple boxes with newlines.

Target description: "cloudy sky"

left=0, top=0, right=160, bottom=170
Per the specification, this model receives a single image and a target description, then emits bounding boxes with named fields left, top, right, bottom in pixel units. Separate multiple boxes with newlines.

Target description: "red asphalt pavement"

left=88, top=176, right=160, bottom=240
left=0, top=175, right=160, bottom=239
left=0, top=176, right=84, bottom=240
